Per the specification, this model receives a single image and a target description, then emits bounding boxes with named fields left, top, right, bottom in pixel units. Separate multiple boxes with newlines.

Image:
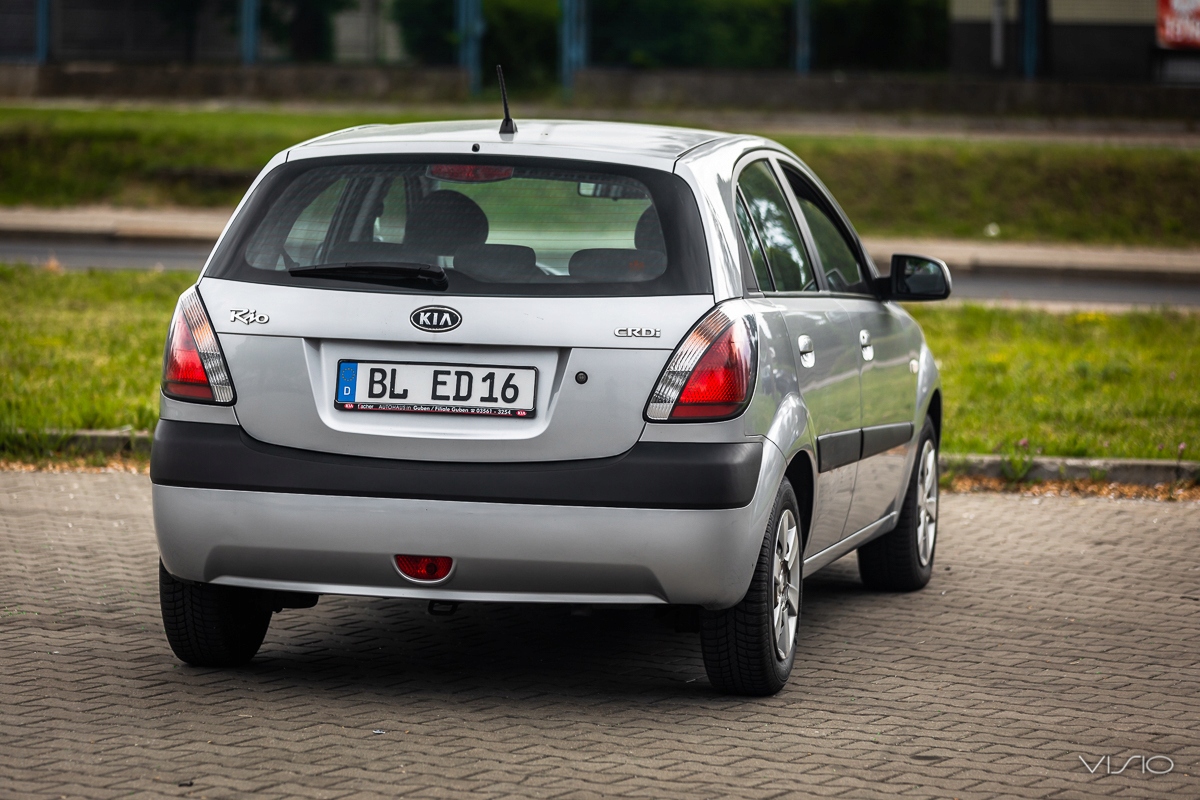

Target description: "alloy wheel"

left=771, top=508, right=801, bottom=661
left=916, top=440, right=939, bottom=567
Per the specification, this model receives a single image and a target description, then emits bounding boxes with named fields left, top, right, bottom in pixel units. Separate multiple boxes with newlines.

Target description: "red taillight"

left=428, top=164, right=514, bottom=182
left=645, top=306, right=757, bottom=423
left=161, top=287, right=235, bottom=404
left=395, top=555, right=454, bottom=583
left=671, top=320, right=754, bottom=420
left=163, top=317, right=213, bottom=401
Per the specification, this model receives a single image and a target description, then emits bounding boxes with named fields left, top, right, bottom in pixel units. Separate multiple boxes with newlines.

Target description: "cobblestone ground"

left=1, top=472, right=1197, bottom=800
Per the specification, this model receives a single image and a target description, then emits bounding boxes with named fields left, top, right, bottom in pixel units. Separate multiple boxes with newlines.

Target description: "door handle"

left=797, top=334, right=815, bottom=369
left=859, top=329, right=874, bottom=362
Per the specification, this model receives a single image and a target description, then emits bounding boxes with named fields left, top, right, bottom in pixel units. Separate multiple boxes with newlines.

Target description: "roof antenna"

left=496, top=65, right=518, bottom=135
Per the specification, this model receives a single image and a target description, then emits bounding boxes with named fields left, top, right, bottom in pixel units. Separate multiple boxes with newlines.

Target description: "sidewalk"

left=3, top=205, right=1200, bottom=282
left=0, top=205, right=231, bottom=243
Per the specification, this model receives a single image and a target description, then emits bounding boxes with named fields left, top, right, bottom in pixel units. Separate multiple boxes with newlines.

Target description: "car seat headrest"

left=634, top=207, right=666, bottom=253
left=453, top=244, right=544, bottom=283
left=404, top=190, right=489, bottom=254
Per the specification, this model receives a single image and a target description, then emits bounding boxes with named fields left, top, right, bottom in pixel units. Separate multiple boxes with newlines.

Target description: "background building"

left=333, top=0, right=405, bottom=63
left=2, top=0, right=1197, bottom=86
left=949, top=0, right=1199, bottom=83
left=0, top=0, right=405, bottom=65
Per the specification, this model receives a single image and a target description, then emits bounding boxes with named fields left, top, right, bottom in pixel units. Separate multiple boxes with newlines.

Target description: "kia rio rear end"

left=153, top=120, right=950, bottom=695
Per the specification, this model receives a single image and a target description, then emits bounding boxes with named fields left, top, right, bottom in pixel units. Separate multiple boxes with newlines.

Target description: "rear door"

left=780, top=165, right=920, bottom=533
left=199, top=155, right=714, bottom=463
left=734, top=157, right=861, bottom=556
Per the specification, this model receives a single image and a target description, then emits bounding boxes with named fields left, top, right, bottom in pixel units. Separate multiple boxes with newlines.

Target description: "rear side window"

left=736, top=160, right=815, bottom=293
left=735, top=192, right=773, bottom=291
left=208, top=157, right=710, bottom=297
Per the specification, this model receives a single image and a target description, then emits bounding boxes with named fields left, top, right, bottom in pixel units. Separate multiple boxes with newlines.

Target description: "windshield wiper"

left=288, top=261, right=448, bottom=290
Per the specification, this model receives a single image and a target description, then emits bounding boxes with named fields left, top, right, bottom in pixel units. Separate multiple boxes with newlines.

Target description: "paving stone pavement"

left=1, top=472, right=1197, bottom=800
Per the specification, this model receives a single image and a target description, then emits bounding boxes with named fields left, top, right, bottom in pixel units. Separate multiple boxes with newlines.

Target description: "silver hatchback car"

left=152, top=119, right=951, bottom=695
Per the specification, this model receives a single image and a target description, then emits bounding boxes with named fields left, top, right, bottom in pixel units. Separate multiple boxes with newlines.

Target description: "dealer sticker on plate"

left=336, top=360, right=538, bottom=418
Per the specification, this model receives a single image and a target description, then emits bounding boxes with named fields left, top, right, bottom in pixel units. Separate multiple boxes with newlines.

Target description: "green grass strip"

left=0, top=265, right=194, bottom=457
left=2, top=107, right=1200, bottom=247
left=1, top=265, right=1196, bottom=461
left=909, top=304, right=1199, bottom=460
left=777, top=135, right=1200, bottom=248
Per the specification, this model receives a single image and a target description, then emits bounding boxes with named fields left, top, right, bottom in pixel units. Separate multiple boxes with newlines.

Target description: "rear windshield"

left=205, top=156, right=711, bottom=297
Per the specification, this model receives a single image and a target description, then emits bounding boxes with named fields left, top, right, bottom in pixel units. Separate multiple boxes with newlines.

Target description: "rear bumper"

left=154, top=483, right=776, bottom=608
left=151, top=420, right=781, bottom=608
left=150, top=420, right=762, bottom=509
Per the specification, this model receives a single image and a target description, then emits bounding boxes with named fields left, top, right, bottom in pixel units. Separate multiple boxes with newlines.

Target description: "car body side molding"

left=861, top=422, right=915, bottom=461
left=816, top=429, right=862, bottom=473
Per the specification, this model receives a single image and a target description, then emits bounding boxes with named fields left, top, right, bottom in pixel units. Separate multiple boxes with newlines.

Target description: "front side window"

left=736, top=160, right=815, bottom=292
left=783, top=168, right=870, bottom=294
left=209, top=157, right=710, bottom=297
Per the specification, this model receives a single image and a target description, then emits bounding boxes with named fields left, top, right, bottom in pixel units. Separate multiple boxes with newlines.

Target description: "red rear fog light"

left=395, top=555, right=454, bottom=582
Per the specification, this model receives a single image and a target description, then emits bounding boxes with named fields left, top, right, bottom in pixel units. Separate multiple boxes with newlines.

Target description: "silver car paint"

left=159, top=393, right=238, bottom=425
left=201, top=281, right=717, bottom=462
left=842, top=298, right=924, bottom=533
left=156, top=120, right=942, bottom=608
left=154, top=437, right=788, bottom=610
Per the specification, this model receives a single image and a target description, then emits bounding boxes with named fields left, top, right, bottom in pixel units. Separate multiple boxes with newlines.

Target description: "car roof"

left=293, top=119, right=751, bottom=164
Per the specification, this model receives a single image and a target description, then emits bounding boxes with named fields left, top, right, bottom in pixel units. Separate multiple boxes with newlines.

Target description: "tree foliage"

left=482, top=0, right=559, bottom=88
left=392, top=0, right=457, bottom=65
left=395, top=0, right=948, bottom=77
left=812, top=0, right=947, bottom=71
left=393, top=0, right=558, bottom=88
left=262, top=0, right=358, bottom=62
left=591, top=0, right=792, bottom=70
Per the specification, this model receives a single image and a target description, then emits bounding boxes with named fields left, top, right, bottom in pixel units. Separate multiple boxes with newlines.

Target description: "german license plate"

left=336, top=361, right=538, bottom=418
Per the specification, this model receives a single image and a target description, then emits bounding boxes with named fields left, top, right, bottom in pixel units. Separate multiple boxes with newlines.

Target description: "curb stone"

left=939, top=454, right=1200, bottom=486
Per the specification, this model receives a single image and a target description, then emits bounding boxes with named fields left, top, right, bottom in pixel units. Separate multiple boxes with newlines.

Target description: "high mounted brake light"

left=645, top=305, right=757, bottom=422
left=427, top=164, right=514, bottom=182
left=162, top=287, right=235, bottom=404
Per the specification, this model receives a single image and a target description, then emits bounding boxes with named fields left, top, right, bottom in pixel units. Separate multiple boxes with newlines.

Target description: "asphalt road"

left=2, top=471, right=1197, bottom=799
left=4, top=236, right=1200, bottom=307
left=0, top=237, right=213, bottom=272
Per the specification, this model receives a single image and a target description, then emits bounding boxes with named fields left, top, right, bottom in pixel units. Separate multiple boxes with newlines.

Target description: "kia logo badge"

left=410, top=305, right=462, bottom=333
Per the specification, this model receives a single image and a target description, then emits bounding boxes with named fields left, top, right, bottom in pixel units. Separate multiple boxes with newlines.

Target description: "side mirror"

left=877, top=254, right=952, bottom=301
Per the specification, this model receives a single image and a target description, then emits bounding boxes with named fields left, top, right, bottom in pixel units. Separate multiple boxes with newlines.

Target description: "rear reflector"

left=395, top=555, right=454, bottom=583
left=645, top=305, right=757, bottom=422
left=161, top=287, right=235, bottom=404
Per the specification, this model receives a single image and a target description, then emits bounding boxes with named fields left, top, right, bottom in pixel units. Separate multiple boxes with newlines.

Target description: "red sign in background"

left=1160, top=0, right=1200, bottom=49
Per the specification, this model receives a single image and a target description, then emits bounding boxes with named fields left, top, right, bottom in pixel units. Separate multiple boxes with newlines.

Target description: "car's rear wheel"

left=700, top=479, right=801, bottom=696
left=159, top=561, right=272, bottom=667
left=857, top=417, right=939, bottom=591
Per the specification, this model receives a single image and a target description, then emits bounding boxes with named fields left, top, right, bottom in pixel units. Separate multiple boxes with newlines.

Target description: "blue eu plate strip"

left=337, top=362, right=358, bottom=402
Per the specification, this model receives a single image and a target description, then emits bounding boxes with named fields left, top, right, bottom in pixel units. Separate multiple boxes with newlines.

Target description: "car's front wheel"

left=857, top=417, right=939, bottom=591
left=159, top=561, right=272, bottom=667
left=700, top=479, right=802, bottom=696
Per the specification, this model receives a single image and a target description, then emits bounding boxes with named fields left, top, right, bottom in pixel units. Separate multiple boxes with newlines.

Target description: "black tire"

left=159, top=561, right=272, bottom=667
left=700, top=479, right=802, bottom=696
left=858, top=417, right=939, bottom=592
